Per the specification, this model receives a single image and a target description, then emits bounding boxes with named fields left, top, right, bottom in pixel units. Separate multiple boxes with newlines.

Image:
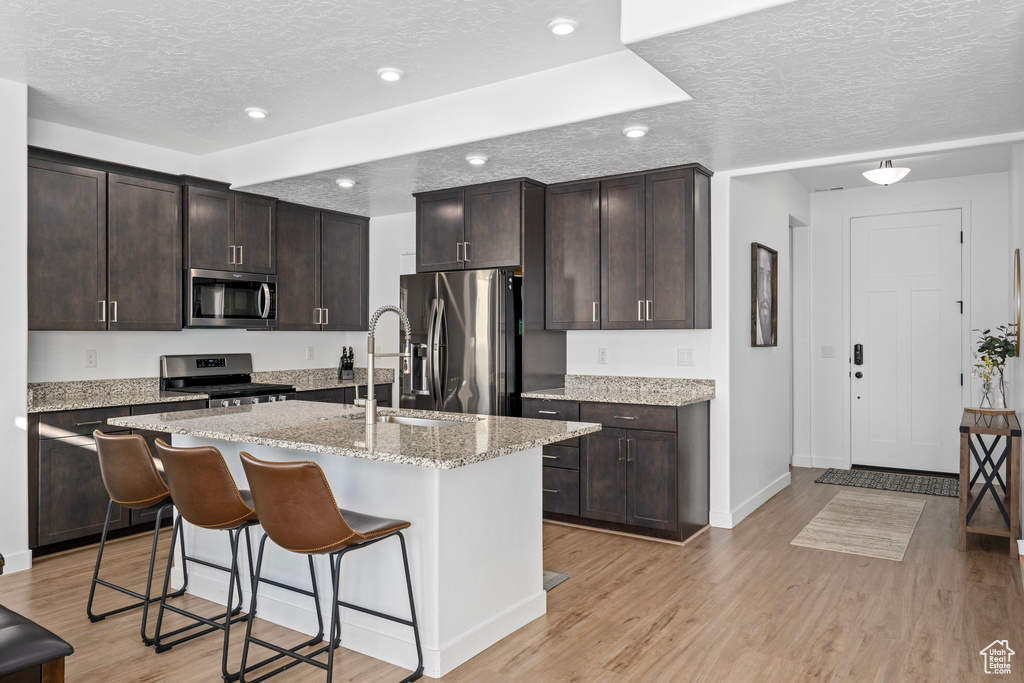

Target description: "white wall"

left=803, top=173, right=1010, bottom=469
left=0, top=79, right=30, bottom=573
left=1008, top=145, right=1024, bottom=531
left=727, top=173, right=809, bottom=523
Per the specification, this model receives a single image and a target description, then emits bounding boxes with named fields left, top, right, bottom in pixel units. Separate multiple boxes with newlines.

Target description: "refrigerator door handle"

left=427, top=298, right=438, bottom=408
left=435, top=298, right=447, bottom=408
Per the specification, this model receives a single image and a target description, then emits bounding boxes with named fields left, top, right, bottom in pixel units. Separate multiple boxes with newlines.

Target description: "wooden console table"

left=958, top=411, right=1021, bottom=557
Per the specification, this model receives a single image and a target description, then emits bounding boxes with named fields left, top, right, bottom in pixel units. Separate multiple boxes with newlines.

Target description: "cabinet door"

left=321, top=211, right=369, bottom=331
left=276, top=204, right=322, bottom=331
left=28, top=160, right=107, bottom=330
left=416, top=189, right=465, bottom=272
left=107, top=174, right=182, bottom=331
left=626, top=429, right=677, bottom=531
left=580, top=429, right=626, bottom=523
left=601, top=175, right=647, bottom=329
left=37, top=435, right=130, bottom=546
left=464, top=181, right=521, bottom=269
left=295, top=388, right=349, bottom=403
left=645, top=168, right=694, bottom=329
left=186, top=186, right=234, bottom=271
left=233, top=193, right=276, bottom=274
left=130, top=429, right=172, bottom=526
left=546, top=182, right=601, bottom=330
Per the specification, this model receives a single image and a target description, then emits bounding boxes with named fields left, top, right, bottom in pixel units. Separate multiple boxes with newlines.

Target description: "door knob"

left=854, top=371, right=863, bottom=379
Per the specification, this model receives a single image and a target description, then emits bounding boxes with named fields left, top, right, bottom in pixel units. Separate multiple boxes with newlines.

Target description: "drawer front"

left=296, top=388, right=349, bottom=404
left=580, top=402, right=677, bottom=433
left=132, top=399, right=208, bottom=415
left=522, top=398, right=580, bottom=446
left=38, top=406, right=131, bottom=439
left=542, top=444, right=580, bottom=470
left=543, top=466, right=580, bottom=516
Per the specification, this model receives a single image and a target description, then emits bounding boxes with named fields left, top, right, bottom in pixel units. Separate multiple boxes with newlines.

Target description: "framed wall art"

left=751, top=242, right=778, bottom=347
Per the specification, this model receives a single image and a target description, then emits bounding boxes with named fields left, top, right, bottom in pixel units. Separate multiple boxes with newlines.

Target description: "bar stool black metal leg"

left=140, top=502, right=176, bottom=645
left=326, top=551, right=346, bottom=683
left=397, top=532, right=424, bottom=682
left=86, top=500, right=117, bottom=623
left=221, top=527, right=243, bottom=682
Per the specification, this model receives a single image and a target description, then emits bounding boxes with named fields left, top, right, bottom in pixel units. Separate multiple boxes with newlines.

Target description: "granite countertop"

left=521, top=374, right=715, bottom=408
left=252, top=367, right=394, bottom=392
left=28, top=378, right=208, bottom=413
left=108, top=401, right=601, bottom=470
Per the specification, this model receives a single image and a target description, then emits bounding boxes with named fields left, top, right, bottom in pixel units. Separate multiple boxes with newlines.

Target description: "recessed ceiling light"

left=335, top=179, right=355, bottom=189
left=245, top=107, right=268, bottom=119
left=623, top=125, right=648, bottom=138
left=548, top=18, right=578, bottom=35
left=466, top=155, right=488, bottom=166
left=377, top=68, right=403, bottom=82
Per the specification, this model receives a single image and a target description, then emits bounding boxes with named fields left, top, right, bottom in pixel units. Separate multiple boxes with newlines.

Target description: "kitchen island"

left=109, top=401, right=600, bottom=678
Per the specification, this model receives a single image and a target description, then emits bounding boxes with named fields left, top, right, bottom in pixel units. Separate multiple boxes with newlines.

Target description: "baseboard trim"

left=711, top=471, right=792, bottom=529
left=811, top=456, right=846, bottom=469
left=791, top=455, right=813, bottom=468
left=0, top=549, right=32, bottom=574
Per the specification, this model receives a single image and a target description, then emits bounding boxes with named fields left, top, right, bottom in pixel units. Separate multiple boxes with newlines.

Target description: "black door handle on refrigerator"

left=853, top=344, right=863, bottom=365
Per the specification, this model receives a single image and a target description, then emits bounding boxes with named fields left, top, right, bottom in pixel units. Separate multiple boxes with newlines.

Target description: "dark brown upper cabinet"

left=545, top=164, right=712, bottom=331
left=415, top=179, right=542, bottom=273
left=545, top=181, right=601, bottom=330
left=28, top=159, right=108, bottom=330
left=184, top=183, right=276, bottom=274
left=276, top=203, right=369, bottom=332
left=107, top=174, right=182, bottom=331
left=28, top=158, right=182, bottom=331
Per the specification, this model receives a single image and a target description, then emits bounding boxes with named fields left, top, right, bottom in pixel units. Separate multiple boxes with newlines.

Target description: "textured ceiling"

left=242, top=0, right=1024, bottom=216
left=1, top=0, right=624, bottom=153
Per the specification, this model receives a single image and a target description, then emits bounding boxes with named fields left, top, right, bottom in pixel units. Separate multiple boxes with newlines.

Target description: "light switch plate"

left=85, top=350, right=97, bottom=368
left=821, top=345, right=835, bottom=358
left=306, top=346, right=315, bottom=360
left=598, top=348, right=608, bottom=364
left=677, top=349, right=694, bottom=366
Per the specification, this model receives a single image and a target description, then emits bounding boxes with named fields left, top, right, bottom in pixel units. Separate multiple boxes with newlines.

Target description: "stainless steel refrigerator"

left=399, top=269, right=522, bottom=416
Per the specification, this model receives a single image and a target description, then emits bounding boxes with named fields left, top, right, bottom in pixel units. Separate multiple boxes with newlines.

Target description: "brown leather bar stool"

left=151, top=439, right=266, bottom=682
left=238, top=452, right=423, bottom=683
left=88, top=431, right=188, bottom=646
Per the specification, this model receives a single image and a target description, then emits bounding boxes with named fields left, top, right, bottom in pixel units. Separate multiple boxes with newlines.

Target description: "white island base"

left=170, top=435, right=545, bottom=678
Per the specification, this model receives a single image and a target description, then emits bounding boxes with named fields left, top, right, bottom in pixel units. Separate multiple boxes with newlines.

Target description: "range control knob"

left=268, top=396, right=277, bottom=402
left=220, top=400, right=230, bottom=408
left=252, top=396, right=261, bottom=404
left=233, top=399, right=242, bottom=407
left=278, top=395, right=288, bottom=401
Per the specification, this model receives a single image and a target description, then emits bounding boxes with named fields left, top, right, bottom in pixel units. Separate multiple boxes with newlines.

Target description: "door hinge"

left=960, top=231, right=963, bottom=244
left=961, top=373, right=964, bottom=386
left=956, top=300, right=963, bottom=314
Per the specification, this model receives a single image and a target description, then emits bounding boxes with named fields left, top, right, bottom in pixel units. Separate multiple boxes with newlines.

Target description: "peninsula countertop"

left=108, top=401, right=601, bottom=470
left=521, top=374, right=715, bottom=408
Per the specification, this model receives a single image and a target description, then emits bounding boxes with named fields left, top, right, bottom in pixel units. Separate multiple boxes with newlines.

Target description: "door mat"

left=543, top=571, right=569, bottom=592
left=791, top=490, right=925, bottom=562
left=815, top=468, right=957, bottom=497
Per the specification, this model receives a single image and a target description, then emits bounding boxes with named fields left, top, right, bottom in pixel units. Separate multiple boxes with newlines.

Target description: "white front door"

left=850, top=209, right=962, bottom=473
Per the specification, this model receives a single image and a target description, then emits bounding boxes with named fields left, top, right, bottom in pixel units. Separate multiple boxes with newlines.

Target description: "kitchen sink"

left=341, top=411, right=479, bottom=428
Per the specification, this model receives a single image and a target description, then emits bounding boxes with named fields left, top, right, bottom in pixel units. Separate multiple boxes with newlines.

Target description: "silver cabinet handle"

left=538, top=410, right=558, bottom=415
left=613, top=415, right=636, bottom=420
left=647, top=300, right=653, bottom=321
left=75, top=420, right=104, bottom=427
left=627, top=438, right=634, bottom=462
left=464, top=242, right=470, bottom=262
left=238, top=245, right=243, bottom=265
left=592, top=302, right=598, bottom=322
left=110, top=301, right=117, bottom=322
left=315, top=308, right=322, bottom=325
left=618, top=438, right=624, bottom=461
left=98, top=300, right=106, bottom=322
left=456, top=242, right=463, bottom=262
left=229, top=245, right=236, bottom=264
left=542, top=489, right=559, bottom=494
left=543, top=455, right=557, bottom=460
left=638, top=300, right=644, bottom=321
left=323, top=308, right=329, bottom=324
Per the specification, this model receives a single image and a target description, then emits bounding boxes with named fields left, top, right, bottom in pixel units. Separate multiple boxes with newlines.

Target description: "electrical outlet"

left=821, top=345, right=835, bottom=359
left=677, top=349, right=694, bottom=366
left=598, top=348, right=608, bottom=364
left=85, top=350, right=97, bottom=368
left=305, top=346, right=315, bottom=360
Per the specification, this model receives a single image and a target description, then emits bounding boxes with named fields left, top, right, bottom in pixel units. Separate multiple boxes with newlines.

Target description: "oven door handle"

left=258, top=283, right=271, bottom=319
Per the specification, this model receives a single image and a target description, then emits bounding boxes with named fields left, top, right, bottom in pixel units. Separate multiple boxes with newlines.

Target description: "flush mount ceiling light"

left=377, top=68, right=403, bottom=82
left=862, top=160, right=910, bottom=186
left=548, top=18, right=578, bottom=35
left=245, top=107, right=268, bottom=119
left=466, top=155, right=488, bottom=166
left=335, top=179, right=356, bottom=189
left=623, top=125, right=648, bottom=138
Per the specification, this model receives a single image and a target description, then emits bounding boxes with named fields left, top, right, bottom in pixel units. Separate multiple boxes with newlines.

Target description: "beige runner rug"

left=790, top=490, right=925, bottom=561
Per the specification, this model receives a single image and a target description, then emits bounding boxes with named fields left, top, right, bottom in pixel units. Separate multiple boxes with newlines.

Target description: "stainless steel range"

left=160, top=353, right=296, bottom=408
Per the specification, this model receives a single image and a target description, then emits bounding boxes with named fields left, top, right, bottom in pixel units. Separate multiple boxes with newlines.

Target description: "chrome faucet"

left=355, top=305, right=412, bottom=424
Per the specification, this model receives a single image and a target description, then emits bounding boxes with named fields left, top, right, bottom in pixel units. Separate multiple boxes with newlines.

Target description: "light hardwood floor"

left=2, top=467, right=1021, bottom=682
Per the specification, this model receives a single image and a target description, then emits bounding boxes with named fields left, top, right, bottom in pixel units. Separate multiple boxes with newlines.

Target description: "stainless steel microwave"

left=185, top=269, right=277, bottom=329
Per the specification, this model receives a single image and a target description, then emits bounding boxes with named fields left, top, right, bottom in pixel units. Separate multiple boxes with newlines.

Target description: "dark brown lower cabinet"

left=295, top=384, right=392, bottom=407
left=36, top=433, right=130, bottom=546
left=524, top=396, right=709, bottom=542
